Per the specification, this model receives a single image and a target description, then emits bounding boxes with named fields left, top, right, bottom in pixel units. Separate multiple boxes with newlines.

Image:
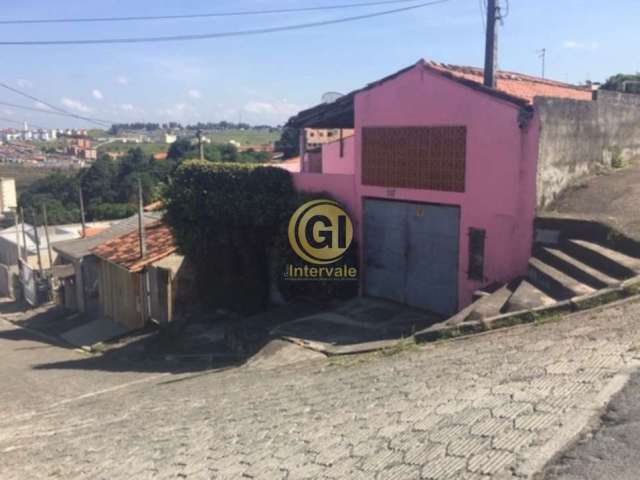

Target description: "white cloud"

left=34, top=102, right=51, bottom=110
left=92, top=89, right=104, bottom=100
left=563, top=40, right=599, bottom=51
left=115, top=75, right=129, bottom=85
left=16, top=79, right=33, bottom=89
left=119, top=103, right=135, bottom=111
left=187, top=89, right=202, bottom=99
left=243, top=100, right=303, bottom=116
left=61, top=97, right=92, bottom=113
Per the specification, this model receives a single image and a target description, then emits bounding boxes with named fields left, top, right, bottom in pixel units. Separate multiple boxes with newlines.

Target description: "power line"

left=0, top=81, right=110, bottom=127
left=0, top=0, right=453, bottom=46
left=0, top=0, right=429, bottom=24
left=0, top=117, right=48, bottom=130
left=0, top=100, right=113, bottom=126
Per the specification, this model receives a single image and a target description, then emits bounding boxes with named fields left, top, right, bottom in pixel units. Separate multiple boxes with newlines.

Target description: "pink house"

left=285, top=60, right=593, bottom=315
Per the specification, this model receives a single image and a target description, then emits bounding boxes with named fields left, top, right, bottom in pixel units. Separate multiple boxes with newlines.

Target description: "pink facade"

left=290, top=64, right=541, bottom=310
left=321, top=135, right=355, bottom=175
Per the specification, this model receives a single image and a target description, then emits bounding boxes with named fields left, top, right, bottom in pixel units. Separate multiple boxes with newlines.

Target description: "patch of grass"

left=610, top=146, right=626, bottom=169
left=533, top=313, right=563, bottom=326
left=329, top=338, right=419, bottom=368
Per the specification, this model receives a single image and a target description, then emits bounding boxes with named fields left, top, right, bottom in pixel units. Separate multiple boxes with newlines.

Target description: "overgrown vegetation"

left=165, top=161, right=358, bottom=314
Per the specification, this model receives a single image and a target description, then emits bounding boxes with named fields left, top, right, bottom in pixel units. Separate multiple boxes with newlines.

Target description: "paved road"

left=541, top=369, right=640, bottom=480
left=1, top=299, right=640, bottom=479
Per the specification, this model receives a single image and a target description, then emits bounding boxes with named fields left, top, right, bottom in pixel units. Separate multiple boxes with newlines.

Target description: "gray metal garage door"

left=364, top=199, right=460, bottom=315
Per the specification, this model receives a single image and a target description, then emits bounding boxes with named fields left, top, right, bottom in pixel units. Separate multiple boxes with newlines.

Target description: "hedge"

left=165, top=161, right=358, bottom=314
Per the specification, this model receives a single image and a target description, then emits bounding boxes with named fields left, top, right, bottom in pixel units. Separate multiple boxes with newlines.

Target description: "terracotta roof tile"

left=84, top=226, right=108, bottom=237
left=424, top=61, right=593, bottom=103
left=91, top=220, right=177, bottom=272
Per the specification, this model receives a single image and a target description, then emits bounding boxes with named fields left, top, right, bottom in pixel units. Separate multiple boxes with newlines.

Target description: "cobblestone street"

left=2, top=298, right=640, bottom=479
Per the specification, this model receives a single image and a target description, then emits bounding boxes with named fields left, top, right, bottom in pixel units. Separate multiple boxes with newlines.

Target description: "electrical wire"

left=0, top=100, right=112, bottom=126
left=0, top=117, right=48, bottom=130
left=0, top=83, right=112, bottom=127
left=0, top=0, right=430, bottom=24
left=0, top=0, right=453, bottom=46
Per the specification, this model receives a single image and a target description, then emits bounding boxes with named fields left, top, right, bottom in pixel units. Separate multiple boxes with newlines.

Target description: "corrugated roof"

left=91, top=220, right=177, bottom=272
left=53, top=212, right=162, bottom=260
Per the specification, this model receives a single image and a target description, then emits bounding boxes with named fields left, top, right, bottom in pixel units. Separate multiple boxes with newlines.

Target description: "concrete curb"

left=280, top=335, right=413, bottom=356
left=416, top=278, right=640, bottom=345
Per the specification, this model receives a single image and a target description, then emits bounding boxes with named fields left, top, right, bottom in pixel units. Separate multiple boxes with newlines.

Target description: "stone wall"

left=536, top=90, right=640, bottom=209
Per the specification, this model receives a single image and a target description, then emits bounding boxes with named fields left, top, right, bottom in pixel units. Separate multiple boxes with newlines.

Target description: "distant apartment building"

left=305, top=128, right=355, bottom=150
left=152, top=131, right=177, bottom=144
left=0, top=178, right=16, bottom=214
left=67, top=137, right=97, bottom=161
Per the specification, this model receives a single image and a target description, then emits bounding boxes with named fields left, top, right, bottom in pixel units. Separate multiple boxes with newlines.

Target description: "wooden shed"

left=92, top=221, right=179, bottom=330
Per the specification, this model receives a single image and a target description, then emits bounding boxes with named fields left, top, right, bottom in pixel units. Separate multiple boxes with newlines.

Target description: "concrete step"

left=467, top=285, right=513, bottom=321
left=527, top=257, right=595, bottom=300
left=443, top=300, right=478, bottom=326
left=563, top=239, right=640, bottom=279
left=535, top=246, right=620, bottom=289
left=503, top=279, right=558, bottom=312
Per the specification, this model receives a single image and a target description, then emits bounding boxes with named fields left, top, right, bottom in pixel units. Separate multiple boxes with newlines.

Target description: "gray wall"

left=535, top=90, right=640, bottom=209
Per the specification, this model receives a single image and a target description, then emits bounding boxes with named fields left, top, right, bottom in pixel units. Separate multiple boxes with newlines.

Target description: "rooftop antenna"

left=321, top=92, right=344, bottom=104
left=537, top=48, right=547, bottom=79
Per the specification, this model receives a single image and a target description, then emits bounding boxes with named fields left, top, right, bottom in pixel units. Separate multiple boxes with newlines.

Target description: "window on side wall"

left=468, top=228, right=486, bottom=281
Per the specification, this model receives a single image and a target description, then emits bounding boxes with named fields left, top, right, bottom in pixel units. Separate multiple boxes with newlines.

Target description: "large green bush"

left=165, top=161, right=295, bottom=313
left=165, top=161, right=358, bottom=314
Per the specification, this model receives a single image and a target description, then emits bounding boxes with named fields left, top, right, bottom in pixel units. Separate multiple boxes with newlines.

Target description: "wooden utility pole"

left=197, top=129, right=204, bottom=161
left=78, top=186, right=86, bottom=238
left=13, top=208, right=21, bottom=262
left=483, top=0, right=499, bottom=88
left=42, top=204, right=53, bottom=273
left=20, top=207, right=28, bottom=262
left=30, top=208, right=43, bottom=276
left=137, top=178, right=147, bottom=259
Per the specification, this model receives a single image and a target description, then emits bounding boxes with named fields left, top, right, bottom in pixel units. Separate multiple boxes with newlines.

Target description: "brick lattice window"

left=362, top=126, right=466, bottom=192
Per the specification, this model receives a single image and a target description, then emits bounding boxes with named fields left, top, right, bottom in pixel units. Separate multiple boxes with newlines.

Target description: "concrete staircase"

left=447, top=237, right=640, bottom=326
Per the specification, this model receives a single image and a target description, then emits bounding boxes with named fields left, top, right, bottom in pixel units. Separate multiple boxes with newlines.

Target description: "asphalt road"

left=2, top=299, right=640, bottom=479
left=542, top=370, right=640, bottom=480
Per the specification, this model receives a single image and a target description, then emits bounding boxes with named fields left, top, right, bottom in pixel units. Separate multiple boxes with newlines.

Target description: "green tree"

left=275, top=127, right=300, bottom=159
left=601, top=73, right=640, bottom=92
left=167, top=138, right=194, bottom=162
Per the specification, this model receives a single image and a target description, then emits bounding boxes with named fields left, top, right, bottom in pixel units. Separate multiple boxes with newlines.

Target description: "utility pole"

left=78, top=186, right=86, bottom=238
left=20, top=207, right=28, bottom=262
left=42, top=204, right=53, bottom=274
left=137, top=177, right=147, bottom=259
left=483, top=0, right=499, bottom=88
left=30, top=208, right=43, bottom=276
left=197, top=129, right=204, bottom=161
left=537, top=48, right=547, bottom=79
left=13, top=208, right=21, bottom=264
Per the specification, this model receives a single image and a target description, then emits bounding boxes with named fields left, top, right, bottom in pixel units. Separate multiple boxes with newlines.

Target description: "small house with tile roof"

left=91, top=220, right=186, bottom=329
left=285, top=59, right=640, bottom=316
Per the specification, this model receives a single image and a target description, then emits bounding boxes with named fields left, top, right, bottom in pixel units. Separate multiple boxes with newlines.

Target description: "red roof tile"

left=144, top=200, right=165, bottom=212
left=91, top=220, right=177, bottom=272
left=424, top=61, right=593, bottom=104
left=84, top=226, right=108, bottom=238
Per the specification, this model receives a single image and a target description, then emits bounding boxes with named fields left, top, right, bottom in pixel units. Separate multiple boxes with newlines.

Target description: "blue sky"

left=0, top=0, right=638, bottom=129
